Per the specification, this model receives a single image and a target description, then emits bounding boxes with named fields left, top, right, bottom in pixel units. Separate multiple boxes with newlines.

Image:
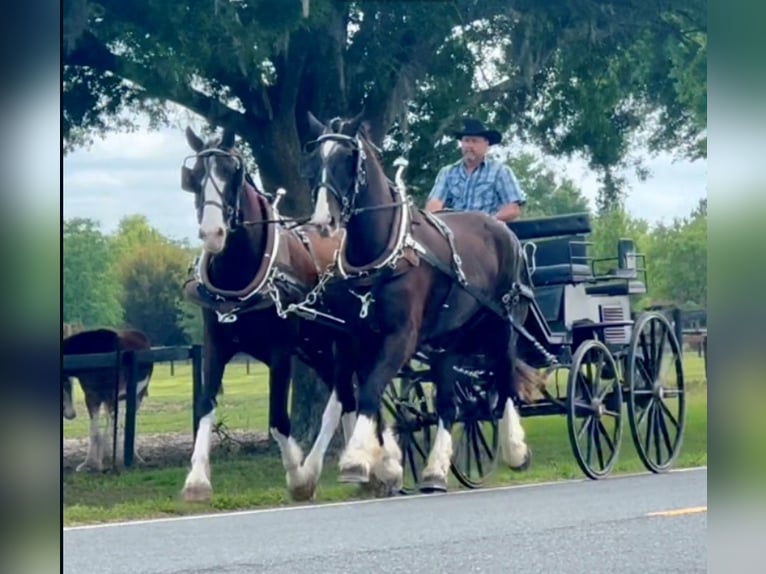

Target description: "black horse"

left=179, top=126, right=369, bottom=502
left=302, top=111, right=541, bottom=492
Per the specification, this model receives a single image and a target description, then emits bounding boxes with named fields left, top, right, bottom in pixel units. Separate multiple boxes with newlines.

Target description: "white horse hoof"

left=182, top=480, right=213, bottom=503
left=76, top=460, right=103, bottom=473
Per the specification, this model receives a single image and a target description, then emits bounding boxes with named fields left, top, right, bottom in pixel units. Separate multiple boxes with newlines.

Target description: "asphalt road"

left=64, top=467, right=707, bottom=574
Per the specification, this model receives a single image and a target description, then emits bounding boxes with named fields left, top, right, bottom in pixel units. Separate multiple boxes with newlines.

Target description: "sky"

left=63, top=113, right=708, bottom=244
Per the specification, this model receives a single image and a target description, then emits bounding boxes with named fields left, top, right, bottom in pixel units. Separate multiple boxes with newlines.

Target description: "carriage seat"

left=524, top=234, right=593, bottom=286
left=531, top=264, right=593, bottom=286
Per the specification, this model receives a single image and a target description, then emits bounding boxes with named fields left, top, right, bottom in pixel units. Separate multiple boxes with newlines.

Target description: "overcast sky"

left=63, top=114, right=707, bottom=244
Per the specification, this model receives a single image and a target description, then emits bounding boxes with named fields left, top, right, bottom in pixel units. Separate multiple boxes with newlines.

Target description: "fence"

left=63, top=345, right=204, bottom=470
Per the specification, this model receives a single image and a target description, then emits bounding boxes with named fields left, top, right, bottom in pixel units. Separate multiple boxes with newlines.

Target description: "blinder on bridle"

left=181, top=147, right=247, bottom=229
left=302, top=132, right=367, bottom=223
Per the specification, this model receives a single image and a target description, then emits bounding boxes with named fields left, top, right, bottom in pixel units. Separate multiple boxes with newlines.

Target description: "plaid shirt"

left=427, top=159, right=526, bottom=214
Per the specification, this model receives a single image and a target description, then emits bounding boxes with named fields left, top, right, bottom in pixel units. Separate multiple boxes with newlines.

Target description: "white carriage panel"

left=563, top=284, right=601, bottom=327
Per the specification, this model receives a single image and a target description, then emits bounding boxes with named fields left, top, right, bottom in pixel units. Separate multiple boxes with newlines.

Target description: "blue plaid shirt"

left=427, top=159, right=526, bottom=214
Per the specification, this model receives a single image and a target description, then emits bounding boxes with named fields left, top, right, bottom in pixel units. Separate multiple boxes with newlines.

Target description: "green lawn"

left=63, top=353, right=707, bottom=526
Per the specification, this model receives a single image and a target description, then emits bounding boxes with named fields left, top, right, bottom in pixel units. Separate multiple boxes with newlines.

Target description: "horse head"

left=303, top=110, right=372, bottom=233
left=181, top=126, right=261, bottom=254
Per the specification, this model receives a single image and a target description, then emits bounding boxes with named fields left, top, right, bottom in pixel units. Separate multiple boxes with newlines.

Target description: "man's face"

left=460, top=135, right=489, bottom=163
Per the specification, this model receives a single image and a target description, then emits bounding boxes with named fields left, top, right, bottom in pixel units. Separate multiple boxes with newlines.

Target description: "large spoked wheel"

left=567, top=339, right=624, bottom=479
left=450, top=374, right=500, bottom=489
left=381, top=366, right=435, bottom=495
left=626, top=311, right=686, bottom=473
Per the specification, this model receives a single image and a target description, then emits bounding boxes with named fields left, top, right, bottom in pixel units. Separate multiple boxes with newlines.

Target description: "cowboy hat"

left=451, top=118, right=502, bottom=145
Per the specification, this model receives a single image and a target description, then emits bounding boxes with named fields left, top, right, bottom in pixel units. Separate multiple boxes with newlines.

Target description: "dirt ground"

left=62, top=429, right=273, bottom=472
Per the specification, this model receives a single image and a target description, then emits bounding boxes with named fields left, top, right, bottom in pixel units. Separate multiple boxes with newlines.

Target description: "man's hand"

left=425, top=198, right=445, bottom=213
left=494, top=202, right=521, bottom=222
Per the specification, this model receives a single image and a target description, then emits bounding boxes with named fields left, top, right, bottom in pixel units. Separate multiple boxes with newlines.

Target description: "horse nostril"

left=215, top=227, right=224, bottom=237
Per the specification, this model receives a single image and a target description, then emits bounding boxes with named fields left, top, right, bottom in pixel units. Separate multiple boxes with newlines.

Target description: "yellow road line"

left=646, top=506, right=707, bottom=517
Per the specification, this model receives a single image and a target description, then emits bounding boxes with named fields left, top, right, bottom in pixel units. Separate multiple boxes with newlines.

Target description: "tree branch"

left=66, top=31, right=249, bottom=132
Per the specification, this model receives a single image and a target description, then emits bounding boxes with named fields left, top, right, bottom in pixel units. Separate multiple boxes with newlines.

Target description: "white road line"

left=63, top=466, right=707, bottom=532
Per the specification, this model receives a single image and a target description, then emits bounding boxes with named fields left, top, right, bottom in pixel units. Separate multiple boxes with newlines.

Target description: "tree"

left=644, top=200, right=707, bottom=308
left=505, top=152, right=591, bottom=217
left=63, top=218, right=123, bottom=327
left=119, top=241, right=191, bottom=346
left=63, top=0, right=706, bottom=440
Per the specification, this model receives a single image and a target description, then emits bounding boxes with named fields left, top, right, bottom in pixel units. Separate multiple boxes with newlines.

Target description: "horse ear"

left=342, top=107, right=366, bottom=136
left=185, top=126, right=204, bottom=152
left=307, top=111, right=326, bottom=139
left=221, top=127, right=236, bottom=150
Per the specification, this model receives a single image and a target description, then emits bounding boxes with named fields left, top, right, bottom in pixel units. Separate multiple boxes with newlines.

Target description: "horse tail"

left=512, top=357, right=546, bottom=404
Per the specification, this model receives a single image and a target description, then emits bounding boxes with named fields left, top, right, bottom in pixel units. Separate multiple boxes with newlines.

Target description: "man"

left=425, top=118, right=526, bottom=222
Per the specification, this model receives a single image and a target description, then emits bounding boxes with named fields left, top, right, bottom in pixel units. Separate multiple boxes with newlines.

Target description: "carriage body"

left=385, top=211, right=686, bottom=490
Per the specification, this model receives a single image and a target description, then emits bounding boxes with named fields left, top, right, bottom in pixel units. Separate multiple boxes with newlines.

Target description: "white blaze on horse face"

left=199, top=156, right=227, bottom=253
left=310, top=140, right=338, bottom=227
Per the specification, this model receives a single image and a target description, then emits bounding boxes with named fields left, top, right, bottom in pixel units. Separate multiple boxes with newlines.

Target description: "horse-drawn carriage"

left=178, top=115, right=685, bottom=503
left=382, top=211, right=685, bottom=492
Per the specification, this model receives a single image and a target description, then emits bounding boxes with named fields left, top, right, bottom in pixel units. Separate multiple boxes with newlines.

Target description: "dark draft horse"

left=179, top=127, right=389, bottom=502
left=302, top=111, right=542, bottom=492
left=62, top=327, right=153, bottom=472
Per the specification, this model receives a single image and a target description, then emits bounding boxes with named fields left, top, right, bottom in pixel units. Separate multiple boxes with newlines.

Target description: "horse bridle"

left=305, top=133, right=364, bottom=224
left=184, top=148, right=246, bottom=229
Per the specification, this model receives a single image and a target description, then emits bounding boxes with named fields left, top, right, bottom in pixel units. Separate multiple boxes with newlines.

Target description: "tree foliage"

left=63, top=0, right=706, bottom=214
left=63, top=218, right=124, bottom=327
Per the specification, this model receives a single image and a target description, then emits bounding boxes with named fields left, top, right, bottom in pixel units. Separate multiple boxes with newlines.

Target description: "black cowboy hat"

left=451, top=118, right=502, bottom=145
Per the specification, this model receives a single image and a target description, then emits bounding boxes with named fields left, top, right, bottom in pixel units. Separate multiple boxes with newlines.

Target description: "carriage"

left=382, top=211, right=685, bottom=492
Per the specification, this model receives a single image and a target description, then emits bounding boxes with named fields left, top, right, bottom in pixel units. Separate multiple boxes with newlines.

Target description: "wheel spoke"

left=593, top=417, right=605, bottom=471
left=657, top=404, right=675, bottom=457
left=636, top=397, right=654, bottom=427
left=470, top=424, right=484, bottom=477
left=597, top=419, right=615, bottom=454
left=653, top=405, right=664, bottom=464
left=658, top=398, right=680, bottom=431
left=477, top=423, right=494, bottom=459
left=639, top=332, right=653, bottom=379
left=636, top=358, right=654, bottom=387
left=643, top=400, right=656, bottom=455
left=654, top=322, right=666, bottom=374
left=577, top=416, right=593, bottom=441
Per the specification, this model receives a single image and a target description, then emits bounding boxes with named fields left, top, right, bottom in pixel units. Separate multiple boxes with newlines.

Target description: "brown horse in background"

left=179, top=127, right=377, bottom=502
left=302, top=111, right=541, bottom=493
left=62, top=327, right=153, bottom=472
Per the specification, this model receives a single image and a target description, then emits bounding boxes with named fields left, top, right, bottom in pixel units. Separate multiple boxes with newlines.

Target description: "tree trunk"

left=244, top=116, right=337, bottom=448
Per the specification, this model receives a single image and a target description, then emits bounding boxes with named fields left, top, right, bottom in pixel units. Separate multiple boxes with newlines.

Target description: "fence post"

left=191, top=344, right=203, bottom=440
left=124, top=350, right=138, bottom=468
left=111, top=350, right=122, bottom=471
left=672, top=307, right=683, bottom=347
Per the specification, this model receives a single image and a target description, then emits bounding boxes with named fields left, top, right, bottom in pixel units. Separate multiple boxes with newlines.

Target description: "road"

left=64, top=467, right=706, bottom=574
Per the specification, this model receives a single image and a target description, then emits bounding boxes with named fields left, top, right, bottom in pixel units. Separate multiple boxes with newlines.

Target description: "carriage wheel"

left=381, top=371, right=435, bottom=495
left=567, top=339, right=624, bottom=479
left=450, top=376, right=500, bottom=489
left=626, top=312, right=686, bottom=473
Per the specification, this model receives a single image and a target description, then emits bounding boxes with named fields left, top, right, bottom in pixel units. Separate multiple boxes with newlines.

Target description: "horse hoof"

left=338, top=464, right=370, bottom=484
left=359, top=475, right=394, bottom=498
left=288, top=481, right=317, bottom=502
left=182, top=482, right=213, bottom=503
left=76, top=460, right=103, bottom=473
left=510, top=447, right=532, bottom=472
left=419, top=475, right=448, bottom=493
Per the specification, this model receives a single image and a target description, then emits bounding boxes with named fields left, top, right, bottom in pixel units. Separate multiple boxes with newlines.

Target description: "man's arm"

left=425, top=166, right=450, bottom=212
left=494, top=164, right=526, bottom=222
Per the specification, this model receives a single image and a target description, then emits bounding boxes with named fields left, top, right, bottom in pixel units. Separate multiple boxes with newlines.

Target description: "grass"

left=63, top=353, right=708, bottom=526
